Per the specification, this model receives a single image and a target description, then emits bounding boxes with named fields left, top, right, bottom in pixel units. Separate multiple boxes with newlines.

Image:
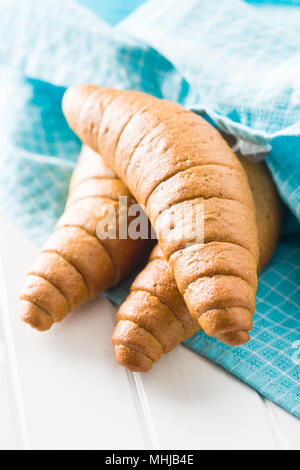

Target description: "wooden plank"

left=0, top=213, right=144, bottom=450
left=138, top=344, right=278, bottom=450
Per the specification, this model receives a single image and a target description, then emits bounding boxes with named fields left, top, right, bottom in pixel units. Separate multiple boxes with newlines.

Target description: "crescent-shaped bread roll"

left=113, top=157, right=283, bottom=372
left=63, top=86, right=259, bottom=345
left=20, top=145, right=151, bottom=331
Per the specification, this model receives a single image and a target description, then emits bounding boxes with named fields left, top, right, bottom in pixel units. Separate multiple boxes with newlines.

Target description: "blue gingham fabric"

left=0, top=0, right=299, bottom=418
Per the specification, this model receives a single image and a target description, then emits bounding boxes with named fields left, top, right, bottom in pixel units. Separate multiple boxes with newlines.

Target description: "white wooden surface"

left=0, top=211, right=299, bottom=450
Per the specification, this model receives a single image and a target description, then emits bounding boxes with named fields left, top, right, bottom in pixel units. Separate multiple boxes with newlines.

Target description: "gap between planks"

left=125, top=344, right=295, bottom=450
left=125, top=369, right=160, bottom=450
left=0, top=252, right=30, bottom=450
left=261, top=397, right=291, bottom=450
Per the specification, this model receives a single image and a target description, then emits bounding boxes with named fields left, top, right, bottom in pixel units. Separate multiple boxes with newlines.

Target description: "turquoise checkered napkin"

left=0, top=0, right=299, bottom=418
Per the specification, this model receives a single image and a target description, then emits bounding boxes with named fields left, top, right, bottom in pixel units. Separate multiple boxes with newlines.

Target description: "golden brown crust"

left=116, top=290, right=186, bottom=353
left=114, top=344, right=153, bottom=373
left=20, top=300, right=53, bottom=332
left=112, top=157, right=282, bottom=372
left=20, top=145, right=150, bottom=331
left=63, top=86, right=259, bottom=346
left=28, top=251, right=89, bottom=311
left=169, top=242, right=258, bottom=292
left=43, top=227, right=116, bottom=299
left=20, top=275, right=69, bottom=323
left=130, top=259, right=197, bottom=335
left=147, top=164, right=254, bottom=221
left=114, top=319, right=163, bottom=363
left=156, top=197, right=259, bottom=260
left=238, top=155, right=283, bottom=272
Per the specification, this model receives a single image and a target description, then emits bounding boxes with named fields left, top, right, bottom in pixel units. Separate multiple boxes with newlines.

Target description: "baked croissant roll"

left=20, top=145, right=151, bottom=331
left=113, top=157, right=283, bottom=371
left=63, top=86, right=259, bottom=346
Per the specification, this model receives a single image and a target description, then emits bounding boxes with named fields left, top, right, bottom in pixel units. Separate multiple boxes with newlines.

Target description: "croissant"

left=20, top=145, right=151, bottom=331
left=63, top=86, right=259, bottom=345
left=113, top=157, right=283, bottom=371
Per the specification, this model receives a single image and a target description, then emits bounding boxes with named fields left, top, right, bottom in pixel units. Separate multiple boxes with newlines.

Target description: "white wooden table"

left=0, top=211, right=299, bottom=450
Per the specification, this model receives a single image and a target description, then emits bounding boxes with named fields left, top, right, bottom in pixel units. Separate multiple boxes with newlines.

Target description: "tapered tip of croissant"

left=63, top=84, right=111, bottom=153
left=199, top=307, right=252, bottom=346
left=216, top=330, right=250, bottom=346
left=62, top=85, right=81, bottom=108
left=62, top=84, right=97, bottom=125
left=62, top=84, right=92, bottom=110
left=20, top=300, right=53, bottom=332
left=113, top=344, right=153, bottom=373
